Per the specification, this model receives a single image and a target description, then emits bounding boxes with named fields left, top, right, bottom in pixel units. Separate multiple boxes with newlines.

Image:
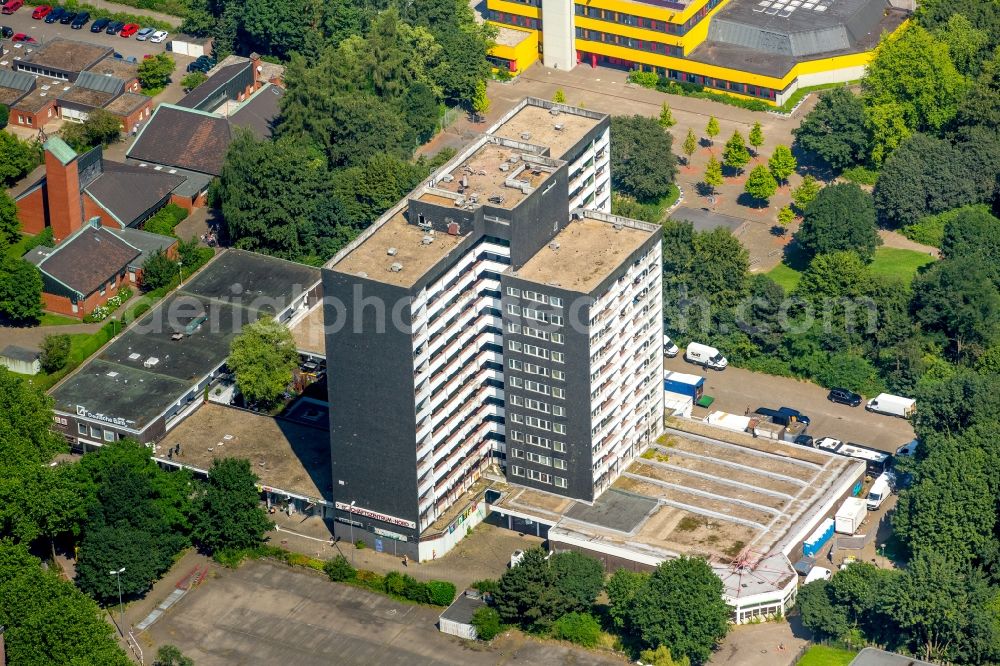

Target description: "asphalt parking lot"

left=0, top=8, right=171, bottom=62
left=665, top=355, right=916, bottom=454
left=146, top=559, right=625, bottom=666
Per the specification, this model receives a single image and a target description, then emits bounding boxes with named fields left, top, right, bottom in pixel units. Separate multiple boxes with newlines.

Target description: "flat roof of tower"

left=511, top=213, right=658, bottom=293
left=490, top=102, right=604, bottom=159
left=330, top=208, right=468, bottom=289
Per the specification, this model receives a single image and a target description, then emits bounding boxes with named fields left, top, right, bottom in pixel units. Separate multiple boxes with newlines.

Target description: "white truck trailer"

left=835, top=497, right=868, bottom=535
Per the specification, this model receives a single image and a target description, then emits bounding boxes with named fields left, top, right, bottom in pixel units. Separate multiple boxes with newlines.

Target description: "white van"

left=804, top=566, right=832, bottom=584
left=663, top=335, right=679, bottom=357
left=685, top=342, right=728, bottom=370
left=866, top=473, right=893, bottom=511
left=866, top=393, right=916, bottom=418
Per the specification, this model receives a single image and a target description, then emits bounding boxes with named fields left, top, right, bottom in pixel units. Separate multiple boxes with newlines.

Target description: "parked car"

left=865, top=473, right=894, bottom=511
left=662, top=334, right=678, bottom=358
left=59, top=10, right=77, bottom=23
left=684, top=342, right=728, bottom=370
left=135, top=26, right=154, bottom=40
left=754, top=407, right=805, bottom=428
left=31, top=4, right=52, bottom=19
left=827, top=387, right=862, bottom=407
left=0, top=25, right=12, bottom=38
left=70, top=11, right=89, bottom=28
left=106, top=20, right=124, bottom=34
left=865, top=393, right=916, bottom=418
left=119, top=22, right=139, bottom=37
left=11, top=32, right=36, bottom=42
left=777, top=406, right=810, bottom=426
left=149, top=29, right=167, bottom=43
left=44, top=6, right=64, bottom=22
left=1, top=0, right=23, bottom=15
left=90, top=17, right=110, bottom=32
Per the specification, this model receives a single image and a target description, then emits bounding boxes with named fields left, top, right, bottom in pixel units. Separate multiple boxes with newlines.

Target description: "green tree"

left=0, top=190, right=18, bottom=247
left=471, top=79, right=490, bottom=120
left=610, top=115, right=678, bottom=202
left=494, top=547, right=571, bottom=631
left=682, top=128, right=697, bottom=164
left=471, top=606, right=502, bottom=640
left=40, top=333, right=71, bottom=373
left=792, top=88, right=870, bottom=170
left=0, top=103, right=7, bottom=130
left=553, top=88, right=566, bottom=103
left=795, top=251, right=871, bottom=302
left=154, top=644, right=195, bottom=666
left=954, top=47, right=1000, bottom=129
left=743, top=164, right=777, bottom=203
left=777, top=205, right=795, bottom=228
left=331, top=152, right=427, bottom=229
left=606, top=567, right=648, bottom=630
left=0, top=367, right=67, bottom=465
left=324, top=554, right=356, bottom=581
left=640, top=645, right=691, bottom=666
left=194, top=457, right=273, bottom=553
left=705, top=116, right=720, bottom=145
left=180, top=70, right=208, bottom=91
left=0, top=131, right=41, bottom=187
left=791, top=174, right=821, bottom=212
left=796, top=183, right=880, bottom=262
left=722, top=131, right=750, bottom=174
left=228, top=316, right=298, bottom=406
left=0, top=256, right=44, bottom=324
left=658, top=101, right=676, bottom=128
left=940, top=205, right=1000, bottom=265
left=550, top=550, right=604, bottom=612
left=702, top=155, right=722, bottom=194
left=141, top=248, right=179, bottom=292
left=936, top=13, right=989, bottom=77
left=626, top=557, right=729, bottom=665
left=767, top=145, right=797, bottom=183
left=552, top=612, right=602, bottom=647
left=912, top=257, right=1000, bottom=361
left=61, top=108, right=122, bottom=152
left=748, top=121, right=764, bottom=156
left=797, top=580, right=851, bottom=640
left=241, top=0, right=315, bottom=59
left=137, top=53, right=176, bottom=92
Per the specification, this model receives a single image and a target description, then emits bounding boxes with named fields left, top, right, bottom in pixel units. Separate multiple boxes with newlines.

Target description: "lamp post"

left=349, top=500, right=356, bottom=564
left=108, top=567, right=125, bottom=637
left=177, top=260, right=183, bottom=287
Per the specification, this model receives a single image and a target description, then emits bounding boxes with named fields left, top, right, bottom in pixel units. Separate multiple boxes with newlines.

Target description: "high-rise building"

left=323, top=98, right=663, bottom=558
left=486, top=0, right=909, bottom=106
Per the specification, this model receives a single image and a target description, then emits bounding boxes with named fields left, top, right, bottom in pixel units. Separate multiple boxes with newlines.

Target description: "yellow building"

left=486, top=0, right=909, bottom=105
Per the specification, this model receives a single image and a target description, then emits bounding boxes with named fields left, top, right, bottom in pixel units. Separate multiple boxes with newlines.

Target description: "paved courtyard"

left=145, top=559, right=625, bottom=666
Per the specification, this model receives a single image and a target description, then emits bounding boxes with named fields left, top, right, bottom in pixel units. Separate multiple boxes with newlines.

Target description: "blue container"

left=803, top=518, right=835, bottom=557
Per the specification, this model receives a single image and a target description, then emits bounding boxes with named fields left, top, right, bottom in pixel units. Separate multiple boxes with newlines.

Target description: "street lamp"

left=349, top=501, right=356, bottom=564
left=108, top=567, right=125, bottom=637
left=177, top=260, right=183, bottom=287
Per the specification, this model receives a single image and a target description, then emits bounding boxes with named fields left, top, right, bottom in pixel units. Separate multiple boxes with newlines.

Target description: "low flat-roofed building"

left=0, top=70, right=36, bottom=125
left=49, top=249, right=321, bottom=446
left=8, top=87, right=58, bottom=129
left=14, top=39, right=113, bottom=82
left=0, top=345, right=41, bottom=376
left=438, top=591, right=487, bottom=640
left=490, top=420, right=865, bottom=622
left=100, top=92, right=154, bottom=133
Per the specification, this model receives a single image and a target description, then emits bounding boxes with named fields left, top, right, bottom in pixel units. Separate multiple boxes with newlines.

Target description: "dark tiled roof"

left=127, top=105, right=232, bottom=176
left=0, top=345, right=40, bottom=363
left=38, top=225, right=141, bottom=295
left=109, top=227, right=177, bottom=268
left=229, top=84, right=283, bottom=139
left=176, top=60, right=251, bottom=110
left=23, top=246, right=53, bottom=266
left=85, top=161, right=185, bottom=226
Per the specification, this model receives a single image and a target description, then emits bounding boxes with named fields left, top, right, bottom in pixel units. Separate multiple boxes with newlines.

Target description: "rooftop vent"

left=554, top=123, right=564, bottom=131
left=389, top=262, right=403, bottom=273
left=550, top=108, right=560, bottom=116
left=509, top=155, right=520, bottom=164
left=106, top=371, right=119, bottom=378
left=387, top=247, right=398, bottom=256
left=440, top=173, right=454, bottom=183
left=460, top=176, right=469, bottom=188
left=488, top=195, right=505, bottom=205
left=520, top=131, right=531, bottom=141
left=128, top=352, right=141, bottom=360
left=454, top=197, right=466, bottom=207
left=613, top=223, right=624, bottom=231
left=143, top=357, right=160, bottom=368
left=499, top=163, right=509, bottom=172
left=549, top=241, right=560, bottom=251
left=421, top=235, right=434, bottom=245
left=357, top=271, right=368, bottom=278
left=447, top=222, right=460, bottom=236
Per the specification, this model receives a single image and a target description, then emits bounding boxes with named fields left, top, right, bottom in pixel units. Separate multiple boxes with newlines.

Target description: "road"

left=1, top=8, right=174, bottom=63
left=665, top=355, right=916, bottom=454
left=145, top=559, right=625, bottom=666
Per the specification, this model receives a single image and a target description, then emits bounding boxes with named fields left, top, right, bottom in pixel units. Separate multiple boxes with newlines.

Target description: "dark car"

left=44, top=6, right=64, bottom=22
left=58, top=9, right=76, bottom=23
left=827, top=387, right=862, bottom=407
left=90, top=17, right=110, bottom=32
left=777, top=407, right=810, bottom=426
left=0, top=25, right=12, bottom=38
left=70, top=10, right=88, bottom=27
left=793, top=434, right=814, bottom=448
left=755, top=406, right=811, bottom=427
left=106, top=20, right=123, bottom=34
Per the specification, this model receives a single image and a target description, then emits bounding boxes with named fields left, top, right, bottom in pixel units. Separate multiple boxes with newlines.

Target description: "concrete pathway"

left=878, top=229, right=939, bottom=256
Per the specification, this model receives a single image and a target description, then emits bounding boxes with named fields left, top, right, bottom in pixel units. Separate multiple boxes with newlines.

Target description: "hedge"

left=143, top=203, right=190, bottom=238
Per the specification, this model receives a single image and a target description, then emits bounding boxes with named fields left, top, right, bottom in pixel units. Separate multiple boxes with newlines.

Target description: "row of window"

left=507, top=322, right=564, bottom=344
left=510, top=447, right=568, bottom=469
left=575, top=27, right=684, bottom=57
left=78, top=422, right=116, bottom=442
left=509, top=465, right=568, bottom=488
left=509, top=394, right=566, bottom=416
left=508, top=358, right=566, bottom=381
left=489, top=10, right=541, bottom=30
left=509, top=430, right=566, bottom=452
left=506, top=287, right=563, bottom=307
left=509, top=412, right=567, bottom=434
left=507, top=339, right=565, bottom=363
left=632, top=63, right=778, bottom=99
left=573, top=0, right=722, bottom=35
left=509, top=375, right=565, bottom=399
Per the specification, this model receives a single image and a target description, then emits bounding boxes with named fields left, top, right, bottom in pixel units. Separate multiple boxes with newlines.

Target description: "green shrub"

left=840, top=166, right=879, bottom=186
left=354, top=539, right=366, bottom=550
left=384, top=570, right=407, bottom=596
left=551, top=612, right=602, bottom=648
left=472, top=579, right=499, bottom=595
left=23, top=227, right=54, bottom=253
left=324, top=555, right=356, bottom=582
left=901, top=205, right=993, bottom=248
left=143, top=203, right=190, bottom=237
left=628, top=70, right=660, bottom=88
left=426, top=580, right=457, bottom=606
left=403, top=576, right=429, bottom=603
left=354, top=569, right=384, bottom=592
left=471, top=606, right=502, bottom=641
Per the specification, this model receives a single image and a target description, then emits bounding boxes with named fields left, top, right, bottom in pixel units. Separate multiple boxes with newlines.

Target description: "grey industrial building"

left=323, top=98, right=664, bottom=560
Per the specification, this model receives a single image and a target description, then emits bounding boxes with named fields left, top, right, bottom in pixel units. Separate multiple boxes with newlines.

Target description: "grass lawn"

left=767, top=247, right=936, bottom=292
left=38, top=313, right=82, bottom=327
left=796, top=645, right=857, bottom=666
left=6, top=234, right=35, bottom=260
left=868, top=247, right=936, bottom=281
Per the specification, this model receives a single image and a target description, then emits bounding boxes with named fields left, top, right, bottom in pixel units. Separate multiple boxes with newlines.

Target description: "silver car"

left=135, top=26, right=154, bottom=40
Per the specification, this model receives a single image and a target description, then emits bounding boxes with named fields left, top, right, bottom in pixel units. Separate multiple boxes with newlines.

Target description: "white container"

left=835, top=497, right=867, bottom=535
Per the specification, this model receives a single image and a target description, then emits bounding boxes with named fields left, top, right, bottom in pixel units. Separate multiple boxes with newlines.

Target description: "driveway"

left=666, top=355, right=916, bottom=454
left=144, top=559, right=625, bottom=666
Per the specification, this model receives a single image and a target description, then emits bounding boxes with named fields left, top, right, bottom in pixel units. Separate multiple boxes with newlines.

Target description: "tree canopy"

left=194, top=457, right=273, bottom=553
left=610, top=115, right=678, bottom=202
left=792, top=88, right=871, bottom=170
left=228, top=316, right=299, bottom=406
left=796, top=183, right=880, bottom=262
